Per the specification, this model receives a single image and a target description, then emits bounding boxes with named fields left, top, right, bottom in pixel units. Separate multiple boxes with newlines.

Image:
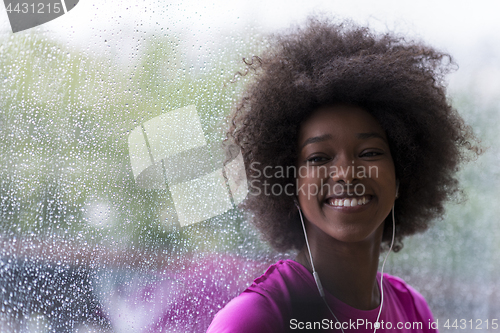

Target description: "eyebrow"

left=300, top=132, right=386, bottom=149
left=300, top=134, right=333, bottom=149
left=356, top=132, right=386, bottom=141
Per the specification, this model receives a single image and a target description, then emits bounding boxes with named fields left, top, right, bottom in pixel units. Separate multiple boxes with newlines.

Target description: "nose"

left=329, top=155, right=359, bottom=184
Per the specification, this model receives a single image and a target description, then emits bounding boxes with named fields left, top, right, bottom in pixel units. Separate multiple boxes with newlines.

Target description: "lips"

left=326, top=195, right=372, bottom=207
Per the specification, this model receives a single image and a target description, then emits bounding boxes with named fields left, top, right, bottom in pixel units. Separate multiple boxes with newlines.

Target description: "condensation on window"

left=0, top=1, right=499, bottom=332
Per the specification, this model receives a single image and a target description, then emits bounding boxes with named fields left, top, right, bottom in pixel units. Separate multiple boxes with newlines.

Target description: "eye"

left=306, top=155, right=330, bottom=164
left=360, top=150, right=383, bottom=158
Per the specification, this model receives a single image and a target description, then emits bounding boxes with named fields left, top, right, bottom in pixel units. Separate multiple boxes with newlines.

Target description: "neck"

left=295, top=224, right=384, bottom=310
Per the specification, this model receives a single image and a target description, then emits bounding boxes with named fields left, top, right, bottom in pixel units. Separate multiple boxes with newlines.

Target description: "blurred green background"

left=0, top=1, right=499, bottom=331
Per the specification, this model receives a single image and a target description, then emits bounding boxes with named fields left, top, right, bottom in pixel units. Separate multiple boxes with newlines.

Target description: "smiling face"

left=297, top=105, right=397, bottom=244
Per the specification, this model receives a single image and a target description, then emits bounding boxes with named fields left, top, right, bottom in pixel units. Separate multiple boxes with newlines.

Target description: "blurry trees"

left=0, top=28, right=498, bottom=331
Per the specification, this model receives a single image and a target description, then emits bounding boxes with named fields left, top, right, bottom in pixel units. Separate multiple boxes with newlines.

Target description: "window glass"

left=0, top=1, right=499, bottom=332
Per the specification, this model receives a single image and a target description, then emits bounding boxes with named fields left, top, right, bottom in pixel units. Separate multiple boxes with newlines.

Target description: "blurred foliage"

left=0, top=30, right=268, bottom=256
left=0, top=26, right=499, bottom=332
left=0, top=29, right=498, bottom=266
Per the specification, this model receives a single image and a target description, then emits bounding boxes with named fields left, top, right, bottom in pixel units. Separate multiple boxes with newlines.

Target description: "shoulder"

left=206, top=290, right=284, bottom=333
left=207, top=260, right=310, bottom=333
left=383, top=274, right=437, bottom=330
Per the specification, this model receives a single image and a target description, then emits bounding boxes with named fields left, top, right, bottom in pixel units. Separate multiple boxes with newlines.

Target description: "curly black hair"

left=227, top=18, right=480, bottom=252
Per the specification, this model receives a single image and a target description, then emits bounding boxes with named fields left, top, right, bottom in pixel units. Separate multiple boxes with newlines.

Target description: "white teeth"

left=329, top=196, right=371, bottom=207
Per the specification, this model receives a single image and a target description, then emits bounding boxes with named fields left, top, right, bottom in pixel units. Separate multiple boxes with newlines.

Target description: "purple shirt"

left=207, top=260, right=438, bottom=332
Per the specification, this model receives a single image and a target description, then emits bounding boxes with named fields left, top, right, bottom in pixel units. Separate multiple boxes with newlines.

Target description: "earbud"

left=294, top=198, right=300, bottom=209
left=395, top=180, right=400, bottom=199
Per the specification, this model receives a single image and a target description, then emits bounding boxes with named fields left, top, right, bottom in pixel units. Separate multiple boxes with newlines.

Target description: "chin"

left=327, top=224, right=383, bottom=244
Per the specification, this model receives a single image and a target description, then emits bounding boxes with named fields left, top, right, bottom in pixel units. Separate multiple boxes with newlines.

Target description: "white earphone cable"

left=297, top=206, right=344, bottom=333
left=296, top=203, right=396, bottom=333
left=374, top=205, right=396, bottom=332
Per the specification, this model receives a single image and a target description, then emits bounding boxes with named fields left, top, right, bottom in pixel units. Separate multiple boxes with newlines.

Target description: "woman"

left=207, top=18, right=479, bottom=332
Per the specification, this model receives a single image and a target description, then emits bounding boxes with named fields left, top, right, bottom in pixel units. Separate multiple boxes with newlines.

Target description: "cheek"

left=296, top=171, right=326, bottom=198
left=375, top=163, right=397, bottom=201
